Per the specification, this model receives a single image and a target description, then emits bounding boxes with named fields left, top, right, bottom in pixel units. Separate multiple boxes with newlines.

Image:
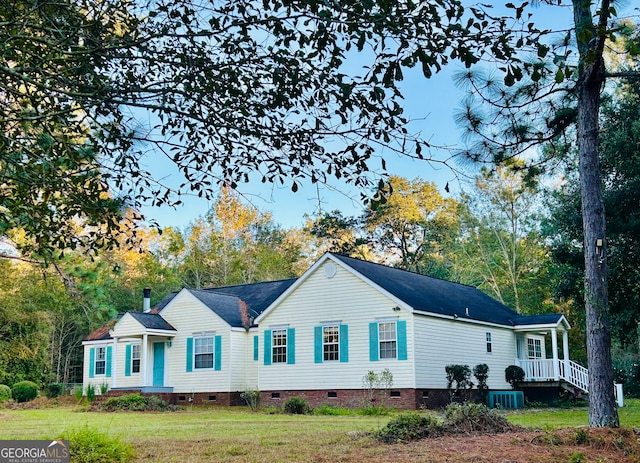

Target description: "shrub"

left=62, top=427, right=135, bottom=463
left=74, top=386, right=84, bottom=402
left=12, top=381, right=39, bottom=403
left=0, top=384, right=12, bottom=402
left=100, top=383, right=109, bottom=395
left=101, top=393, right=173, bottom=412
left=376, top=412, right=441, bottom=443
left=284, top=397, right=310, bottom=414
left=445, top=364, right=473, bottom=399
left=505, top=365, right=525, bottom=389
left=473, top=364, right=490, bottom=404
left=362, top=369, right=394, bottom=407
left=443, top=402, right=515, bottom=434
left=45, top=383, right=64, bottom=399
left=240, top=388, right=260, bottom=411
left=86, top=384, right=96, bottom=402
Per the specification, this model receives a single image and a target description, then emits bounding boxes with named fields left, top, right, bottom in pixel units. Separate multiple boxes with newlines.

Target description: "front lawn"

left=2, top=399, right=640, bottom=462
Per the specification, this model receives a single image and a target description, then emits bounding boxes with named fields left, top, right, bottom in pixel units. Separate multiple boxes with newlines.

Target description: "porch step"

left=560, top=381, right=588, bottom=400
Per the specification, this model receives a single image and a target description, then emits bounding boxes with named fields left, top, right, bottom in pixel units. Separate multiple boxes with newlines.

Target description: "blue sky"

left=140, top=1, right=636, bottom=231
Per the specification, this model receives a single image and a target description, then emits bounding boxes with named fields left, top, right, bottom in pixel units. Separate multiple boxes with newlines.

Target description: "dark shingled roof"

left=331, top=254, right=563, bottom=327
left=128, top=311, right=177, bottom=331
left=164, top=279, right=297, bottom=327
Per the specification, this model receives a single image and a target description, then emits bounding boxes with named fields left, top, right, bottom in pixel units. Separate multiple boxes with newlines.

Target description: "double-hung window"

left=378, top=322, right=397, bottom=359
left=527, top=338, right=542, bottom=359
left=323, top=325, right=339, bottom=361
left=272, top=329, right=288, bottom=364
left=486, top=332, right=492, bottom=353
left=95, top=346, right=106, bottom=375
left=194, top=336, right=215, bottom=369
left=369, top=320, right=406, bottom=361
left=131, top=344, right=141, bottom=373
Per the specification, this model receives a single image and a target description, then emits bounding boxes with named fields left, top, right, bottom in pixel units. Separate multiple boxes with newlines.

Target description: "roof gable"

left=161, top=279, right=296, bottom=328
left=128, top=312, right=177, bottom=331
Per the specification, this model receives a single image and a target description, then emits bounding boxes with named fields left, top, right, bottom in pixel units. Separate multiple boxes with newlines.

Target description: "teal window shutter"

left=125, top=344, right=132, bottom=377
left=214, top=335, right=222, bottom=371
left=186, top=337, right=193, bottom=372
left=106, top=346, right=112, bottom=377
left=339, top=324, right=349, bottom=363
left=314, top=326, right=323, bottom=363
left=397, top=320, right=408, bottom=360
left=369, top=322, right=379, bottom=361
left=253, top=335, right=259, bottom=361
left=287, top=328, right=295, bottom=364
left=264, top=330, right=272, bottom=366
left=89, top=347, right=95, bottom=378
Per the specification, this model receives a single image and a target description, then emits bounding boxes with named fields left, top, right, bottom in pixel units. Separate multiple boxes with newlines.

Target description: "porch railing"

left=516, top=359, right=588, bottom=393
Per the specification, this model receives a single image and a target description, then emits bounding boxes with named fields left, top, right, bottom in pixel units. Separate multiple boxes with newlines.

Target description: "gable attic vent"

left=324, top=263, right=337, bottom=278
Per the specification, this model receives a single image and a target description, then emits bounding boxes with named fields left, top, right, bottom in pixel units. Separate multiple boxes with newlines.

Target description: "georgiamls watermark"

left=0, top=440, right=69, bottom=463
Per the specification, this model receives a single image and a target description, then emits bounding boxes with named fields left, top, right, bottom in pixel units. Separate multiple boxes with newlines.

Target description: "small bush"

left=62, top=427, right=135, bottom=463
left=443, top=402, right=515, bottom=434
left=0, top=384, right=12, bottom=402
left=86, top=384, right=96, bottom=402
left=100, top=383, right=109, bottom=395
left=284, top=397, right=310, bottom=414
left=376, top=412, right=441, bottom=443
left=240, top=388, right=260, bottom=411
left=45, top=383, right=64, bottom=399
left=74, top=386, right=84, bottom=402
left=473, top=364, right=489, bottom=403
left=12, top=381, right=39, bottom=403
left=101, top=393, right=173, bottom=412
left=505, top=365, right=525, bottom=390
left=445, top=364, right=473, bottom=399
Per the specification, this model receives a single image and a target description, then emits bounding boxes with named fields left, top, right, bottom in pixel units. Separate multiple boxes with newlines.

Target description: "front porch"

left=513, top=316, right=589, bottom=393
left=516, top=358, right=589, bottom=392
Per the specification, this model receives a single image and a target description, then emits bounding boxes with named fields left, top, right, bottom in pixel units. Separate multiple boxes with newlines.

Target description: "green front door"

left=153, top=342, right=165, bottom=387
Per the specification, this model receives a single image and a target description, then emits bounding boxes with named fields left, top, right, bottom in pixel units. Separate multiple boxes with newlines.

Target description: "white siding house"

left=82, top=253, right=584, bottom=408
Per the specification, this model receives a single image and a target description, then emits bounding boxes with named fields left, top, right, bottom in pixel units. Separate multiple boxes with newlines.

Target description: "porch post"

left=112, top=337, right=118, bottom=389
left=551, top=328, right=559, bottom=380
left=141, top=333, right=148, bottom=387
left=562, top=330, right=570, bottom=381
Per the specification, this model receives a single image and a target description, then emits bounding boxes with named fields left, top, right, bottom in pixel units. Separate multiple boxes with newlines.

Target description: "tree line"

left=2, top=0, right=639, bottom=426
left=3, top=72, right=640, bottom=392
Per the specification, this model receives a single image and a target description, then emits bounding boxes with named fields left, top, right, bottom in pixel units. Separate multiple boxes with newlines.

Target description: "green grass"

left=0, top=406, right=387, bottom=441
left=3, top=400, right=640, bottom=441
left=2, top=400, right=640, bottom=463
left=505, top=398, right=640, bottom=428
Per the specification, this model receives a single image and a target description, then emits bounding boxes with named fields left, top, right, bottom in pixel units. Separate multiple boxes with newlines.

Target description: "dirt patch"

left=393, top=428, right=640, bottom=463
left=131, top=427, right=640, bottom=462
left=1, top=395, right=80, bottom=410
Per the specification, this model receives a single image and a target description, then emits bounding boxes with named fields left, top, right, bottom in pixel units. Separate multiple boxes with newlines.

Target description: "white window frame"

left=486, top=332, right=492, bottom=353
left=272, top=329, right=287, bottom=364
left=527, top=337, right=543, bottom=359
left=95, top=346, right=106, bottom=376
left=194, top=336, right=215, bottom=369
left=323, top=325, right=339, bottom=362
left=131, top=344, right=141, bottom=374
left=378, top=322, right=397, bottom=360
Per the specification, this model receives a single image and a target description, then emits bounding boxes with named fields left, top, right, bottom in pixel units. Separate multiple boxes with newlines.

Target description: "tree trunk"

left=573, top=0, right=619, bottom=428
